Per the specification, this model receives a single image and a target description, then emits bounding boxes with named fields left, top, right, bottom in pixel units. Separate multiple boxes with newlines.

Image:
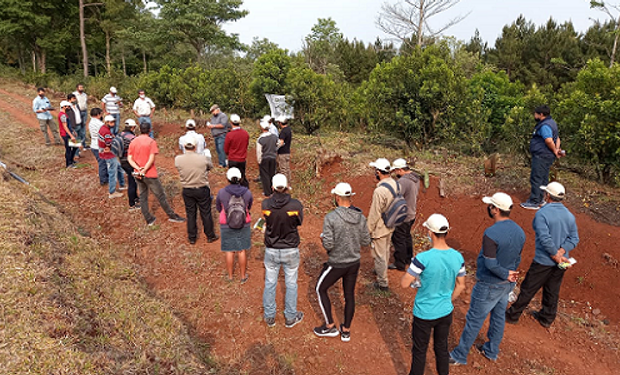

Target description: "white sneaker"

left=109, top=191, right=123, bottom=199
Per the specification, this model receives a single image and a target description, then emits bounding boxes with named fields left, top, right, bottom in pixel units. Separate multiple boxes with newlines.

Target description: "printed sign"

left=265, top=94, right=294, bottom=119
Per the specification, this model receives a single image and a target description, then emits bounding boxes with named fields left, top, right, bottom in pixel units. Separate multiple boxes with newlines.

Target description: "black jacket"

left=262, top=192, right=304, bottom=249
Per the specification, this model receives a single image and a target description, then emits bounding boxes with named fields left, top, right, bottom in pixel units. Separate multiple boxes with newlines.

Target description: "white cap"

left=230, top=114, right=241, bottom=124
left=482, top=192, right=513, bottom=211
left=272, top=173, right=288, bottom=189
left=183, top=136, right=197, bottom=147
left=276, top=115, right=288, bottom=124
left=423, top=214, right=450, bottom=234
left=259, top=120, right=271, bottom=129
left=104, top=115, right=115, bottom=122
left=331, top=182, right=355, bottom=197
left=262, top=115, right=272, bottom=122
left=59, top=100, right=71, bottom=108
left=185, top=119, right=196, bottom=128
left=124, top=118, right=137, bottom=127
left=110, top=86, right=117, bottom=93
left=369, top=158, right=391, bottom=173
left=541, top=182, right=565, bottom=199
left=226, top=167, right=242, bottom=181
left=392, top=158, right=408, bottom=169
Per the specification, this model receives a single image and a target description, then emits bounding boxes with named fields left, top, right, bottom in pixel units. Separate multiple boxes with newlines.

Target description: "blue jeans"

left=450, top=281, right=514, bottom=363
left=138, top=116, right=154, bottom=138
left=263, top=247, right=300, bottom=320
left=214, top=134, right=227, bottom=167
left=74, top=123, right=86, bottom=156
left=92, top=149, right=108, bottom=184
left=111, top=113, right=120, bottom=135
left=79, top=110, right=87, bottom=146
left=105, top=157, right=125, bottom=194
left=528, top=155, right=555, bottom=204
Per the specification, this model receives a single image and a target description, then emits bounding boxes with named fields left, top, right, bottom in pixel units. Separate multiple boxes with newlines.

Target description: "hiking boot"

left=109, top=191, right=123, bottom=199
left=168, top=215, right=186, bottom=223
left=265, top=316, right=276, bottom=328
left=313, top=324, right=339, bottom=338
left=285, top=312, right=304, bottom=328
left=147, top=217, right=156, bottom=226
left=340, top=324, right=351, bottom=342
left=530, top=310, right=551, bottom=328
left=520, top=201, right=540, bottom=210
left=207, top=235, right=220, bottom=243
left=373, top=282, right=389, bottom=292
left=475, top=343, right=497, bottom=362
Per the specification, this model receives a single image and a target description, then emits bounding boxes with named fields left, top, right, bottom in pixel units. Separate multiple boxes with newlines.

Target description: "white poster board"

left=265, top=94, right=294, bottom=119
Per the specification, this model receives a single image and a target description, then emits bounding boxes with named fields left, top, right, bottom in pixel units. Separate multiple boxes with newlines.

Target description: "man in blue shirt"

left=450, top=193, right=525, bottom=365
left=401, top=214, right=466, bottom=375
left=32, top=88, right=61, bottom=146
left=507, top=182, right=579, bottom=328
left=521, top=105, right=564, bottom=210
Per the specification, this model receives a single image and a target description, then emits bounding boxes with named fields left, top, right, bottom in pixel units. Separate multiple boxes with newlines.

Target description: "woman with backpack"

left=216, top=167, right=253, bottom=283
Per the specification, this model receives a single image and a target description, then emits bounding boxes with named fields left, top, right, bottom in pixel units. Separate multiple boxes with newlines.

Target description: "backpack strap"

left=380, top=181, right=400, bottom=197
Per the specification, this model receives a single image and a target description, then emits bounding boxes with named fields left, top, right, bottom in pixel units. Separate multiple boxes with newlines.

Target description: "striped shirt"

left=102, top=93, right=122, bottom=114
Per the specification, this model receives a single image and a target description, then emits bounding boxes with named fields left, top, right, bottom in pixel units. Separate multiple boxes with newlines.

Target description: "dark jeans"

left=92, top=149, right=108, bottom=184
left=506, top=262, right=565, bottom=326
left=528, top=155, right=555, bottom=204
left=136, top=177, right=177, bottom=223
left=73, top=123, right=85, bottom=156
left=182, top=186, right=216, bottom=242
left=62, top=135, right=77, bottom=167
left=228, top=160, right=249, bottom=188
left=315, top=262, right=360, bottom=329
left=121, top=161, right=139, bottom=207
left=410, top=312, right=452, bottom=375
left=392, top=219, right=414, bottom=269
left=259, top=158, right=276, bottom=196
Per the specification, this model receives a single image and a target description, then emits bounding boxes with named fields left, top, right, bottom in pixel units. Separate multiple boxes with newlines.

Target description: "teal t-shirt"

left=408, top=248, right=466, bottom=320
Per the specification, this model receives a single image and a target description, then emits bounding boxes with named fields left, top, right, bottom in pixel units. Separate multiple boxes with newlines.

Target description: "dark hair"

left=90, top=108, right=103, bottom=117
left=377, top=169, right=391, bottom=175
left=549, top=194, right=564, bottom=202
left=229, top=177, right=240, bottom=185
left=498, top=209, right=511, bottom=218
left=138, top=89, right=145, bottom=93
left=76, top=83, right=84, bottom=88
left=139, top=122, right=151, bottom=134
left=184, top=144, right=196, bottom=150
left=67, top=93, right=76, bottom=100
left=434, top=232, right=448, bottom=239
left=37, top=87, right=45, bottom=93
left=534, top=105, right=551, bottom=117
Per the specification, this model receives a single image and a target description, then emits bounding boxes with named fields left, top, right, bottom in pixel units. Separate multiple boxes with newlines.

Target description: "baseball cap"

left=124, top=119, right=137, bottom=127
left=482, top=192, right=513, bottom=211
left=392, top=158, right=408, bottom=169
left=331, top=182, right=355, bottom=197
left=183, top=136, right=197, bottom=147
left=185, top=119, right=196, bottom=128
left=276, top=115, right=288, bottom=124
left=226, top=167, right=242, bottom=181
left=259, top=120, right=271, bottom=129
left=369, top=158, right=391, bottom=173
left=209, top=104, right=219, bottom=112
left=423, top=214, right=450, bottom=234
left=230, top=114, right=241, bottom=124
left=262, top=115, right=273, bottom=123
left=541, top=182, right=565, bottom=199
left=110, top=86, right=117, bottom=93
left=272, top=173, right=288, bottom=189
left=59, top=100, right=71, bottom=108
left=104, top=115, right=115, bottom=122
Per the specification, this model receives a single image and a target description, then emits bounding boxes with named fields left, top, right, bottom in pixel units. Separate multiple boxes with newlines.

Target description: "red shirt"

left=128, top=134, right=159, bottom=178
left=98, top=125, right=115, bottom=159
left=58, top=111, right=69, bottom=137
left=224, top=127, right=249, bottom=162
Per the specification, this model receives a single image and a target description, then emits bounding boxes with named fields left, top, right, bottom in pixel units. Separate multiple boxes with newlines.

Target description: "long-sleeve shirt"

left=476, top=219, right=525, bottom=283
left=224, top=127, right=249, bottom=162
left=367, top=177, right=398, bottom=238
left=89, top=118, right=104, bottom=150
left=532, top=202, right=580, bottom=266
left=179, top=131, right=207, bottom=155
left=256, top=132, right=278, bottom=164
left=98, top=125, right=115, bottom=160
left=322, top=206, right=371, bottom=268
left=33, top=96, right=53, bottom=120
left=175, top=151, right=213, bottom=189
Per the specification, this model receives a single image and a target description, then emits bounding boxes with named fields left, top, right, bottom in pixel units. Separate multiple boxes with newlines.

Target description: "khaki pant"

left=371, top=235, right=392, bottom=288
left=39, top=119, right=61, bottom=145
left=277, top=153, right=291, bottom=183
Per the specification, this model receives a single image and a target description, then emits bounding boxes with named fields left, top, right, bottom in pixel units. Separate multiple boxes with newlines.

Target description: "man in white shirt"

left=179, top=119, right=207, bottom=156
left=88, top=108, right=108, bottom=186
left=72, top=83, right=89, bottom=148
left=101, top=86, right=123, bottom=135
left=133, top=89, right=156, bottom=137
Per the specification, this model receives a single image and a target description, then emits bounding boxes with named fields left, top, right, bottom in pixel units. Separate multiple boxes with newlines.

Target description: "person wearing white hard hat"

left=99, top=114, right=126, bottom=198
left=133, top=89, right=156, bottom=137
left=262, top=114, right=279, bottom=137
left=389, top=158, right=421, bottom=271
left=367, top=158, right=399, bottom=291
left=507, top=182, right=579, bottom=328
left=216, top=167, right=253, bottom=282
left=450, top=193, right=525, bottom=365
left=262, top=174, right=304, bottom=328
left=400, top=213, right=466, bottom=375
left=58, top=100, right=78, bottom=168
left=101, top=86, right=123, bottom=135
left=115, top=118, right=140, bottom=210
left=179, top=119, right=207, bottom=156
left=256, top=119, right=279, bottom=196
left=225, top=114, right=250, bottom=187
left=208, top=104, right=231, bottom=167
left=88, top=108, right=108, bottom=185
left=313, top=183, right=371, bottom=342
left=276, top=116, right=292, bottom=185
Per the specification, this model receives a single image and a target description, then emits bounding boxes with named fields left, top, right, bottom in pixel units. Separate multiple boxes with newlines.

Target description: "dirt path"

left=0, top=84, right=618, bottom=375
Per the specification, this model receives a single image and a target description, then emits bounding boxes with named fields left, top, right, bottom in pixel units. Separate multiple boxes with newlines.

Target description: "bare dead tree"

left=590, top=1, right=620, bottom=67
left=376, top=0, right=469, bottom=49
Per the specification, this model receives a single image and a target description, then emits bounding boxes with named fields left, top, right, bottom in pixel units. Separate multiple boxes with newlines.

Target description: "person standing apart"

left=114, top=119, right=140, bottom=210
left=367, top=158, right=398, bottom=291
left=58, top=101, right=78, bottom=168
left=276, top=116, right=292, bottom=185
left=216, top=168, right=252, bottom=282
left=449, top=193, right=525, bottom=365
left=507, top=182, right=579, bottom=328
left=101, top=86, right=123, bottom=135
left=128, top=123, right=185, bottom=226
left=33, top=87, right=61, bottom=146
left=256, top=120, right=278, bottom=197
left=313, top=183, right=371, bottom=342
left=179, top=119, right=207, bottom=155
left=72, top=83, right=89, bottom=148
left=208, top=104, right=230, bottom=168
left=521, top=105, right=564, bottom=210
left=262, top=174, right=304, bottom=328
left=400, top=214, right=466, bottom=375
left=88, top=108, right=108, bottom=185
left=224, top=114, right=250, bottom=187
left=133, top=89, right=156, bottom=138
left=389, top=158, right=420, bottom=271
left=99, top=115, right=126, bottom=199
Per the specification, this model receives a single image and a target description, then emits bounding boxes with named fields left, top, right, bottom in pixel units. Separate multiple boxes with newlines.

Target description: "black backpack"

left=226, top=195, right=246, bottom=229
left=380, top=182, right=408, bottom=228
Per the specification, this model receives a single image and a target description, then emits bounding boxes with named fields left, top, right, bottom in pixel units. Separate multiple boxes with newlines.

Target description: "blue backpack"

left=380, top=182, right=408, bottom=228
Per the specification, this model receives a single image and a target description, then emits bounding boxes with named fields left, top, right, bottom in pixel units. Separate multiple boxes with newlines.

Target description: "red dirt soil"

left=0, top=85, right=618, bottom=375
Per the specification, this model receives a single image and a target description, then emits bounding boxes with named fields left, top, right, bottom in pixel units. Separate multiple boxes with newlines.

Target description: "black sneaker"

left=449, top=357, right=464, bottom=366
left=207, top=235, right=220, bottom=243
left=340, top=324, right=351, bottom=342
left=285, top=312, right=304, bottom=328
left=147, top=217, right=156, bottom=226
left=530, top=310, right=551, bottom=328
left=505, top=311, right=519, bottom=325
left=313, top=324, right=339, bottom=338
left=265, top=317, right=275, bottom=328
left=169, top=215, right=186, bottom=223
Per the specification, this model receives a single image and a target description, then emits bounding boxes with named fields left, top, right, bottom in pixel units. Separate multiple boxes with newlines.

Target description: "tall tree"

left=303, top=18, right=343, bottom=74
left=590, top=1, right=620, bottom=66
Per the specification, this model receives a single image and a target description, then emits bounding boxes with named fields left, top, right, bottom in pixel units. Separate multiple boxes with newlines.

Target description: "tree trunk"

left=143, top=50, right=147, bottom=73
left=610, top=16, right=620, bottom=67
left=31, top=50, right=36, bottom=73
left=37, top=49, right=46, bottom=74
left=121, top=49, right=127, bottom=77
left=417, top=0, right=425, bottom=47
left=105, top=30, right=111, bottom=76
left=79, top=0, right=89, bottom=77
left=93, top=53, right=98, bottom=76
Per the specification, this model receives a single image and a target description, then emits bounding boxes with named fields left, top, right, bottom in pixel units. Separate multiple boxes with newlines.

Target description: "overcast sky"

left=224, top=0, right=607, bottom=51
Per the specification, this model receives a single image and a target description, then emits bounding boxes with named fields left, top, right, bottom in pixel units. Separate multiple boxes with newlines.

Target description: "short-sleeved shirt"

left=133, top=97, right=155, bottom=116
left=278, top=126, right=292, bottom=154
left=33, top=96, right=53, bottom=120
left=58, top=111, right=69, bottom=137
left=102, top=93, right=122, bottom=114
left=408, top=248, right=466, bottom=320
left=72, top=91, right=88, bottom=111
left=128, top=134, right=159, bottom=178
left=537, top=125, right=553, bottom=140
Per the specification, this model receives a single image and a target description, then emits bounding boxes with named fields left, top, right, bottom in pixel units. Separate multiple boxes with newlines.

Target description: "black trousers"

left=506, top=261, right=565, bottom=325
left=392, top=219, right=414, bottom=269
left=315, top=262, right=360, bottom=329
left=259, top=158, right=276, bottom=196
left=228, top=160, right=249, bottom=188
left=182, top=186, right=216, bottom=242
left=62, top=135, right=77, bottom=167
left=410, top=312, right=452, bottom=375
left=121, top=161, right=139, bottom=207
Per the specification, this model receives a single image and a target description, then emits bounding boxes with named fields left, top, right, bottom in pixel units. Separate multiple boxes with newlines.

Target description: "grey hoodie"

left=321, top=206, right=372, bottom=268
